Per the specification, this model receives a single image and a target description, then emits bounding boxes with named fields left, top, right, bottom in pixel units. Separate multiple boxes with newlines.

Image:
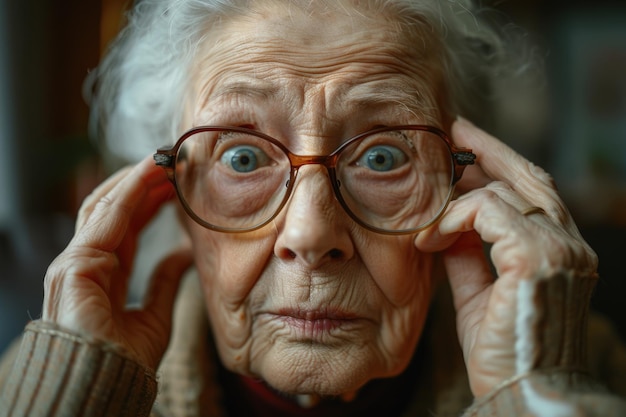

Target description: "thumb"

left=444, top=231, right=493, bottom=314
left=443, top=231, right=495, bottom=359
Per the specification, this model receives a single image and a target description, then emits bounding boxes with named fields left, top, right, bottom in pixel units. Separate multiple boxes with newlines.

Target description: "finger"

left=415, top=221, right=461, bottom=253
left=452, top=118, right=587, bottom=240
left=443, top=230, right=494, bottom=314
left=87, top=177, right=177, bottom=312
left=451, top=118, right=566, bottom=219
left=77, top=179, right=175, bottom=280
left=479, top=181, right=531, bottom=213
left=72, top=155, right=173, bottom=253
left=68, top=156, right=176, bottom=316
left=438, top=190, right=597, bottom=277
left=454, top=160, right=492, bottom=195
left=452, top=119, right=582, bottom=240
left=452, top=117, right=556, bottom=192
left=76, top=166, right=133, bottom=232
left=417, top=181, right=533, bottom=253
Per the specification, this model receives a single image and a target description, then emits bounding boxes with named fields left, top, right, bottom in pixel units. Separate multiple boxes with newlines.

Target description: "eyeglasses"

left=154, top=125, right=475, bottom=234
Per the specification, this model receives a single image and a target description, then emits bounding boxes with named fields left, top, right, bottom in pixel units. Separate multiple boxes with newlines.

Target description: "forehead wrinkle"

left=198, top=74, right=440, bottom=131
left=198, top=8, right=434, bottom=77
left=191, top=6, right=444, bottom=118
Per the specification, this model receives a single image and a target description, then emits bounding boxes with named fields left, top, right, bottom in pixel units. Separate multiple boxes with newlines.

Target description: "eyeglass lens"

left=173, top=128, right=454, bottom=232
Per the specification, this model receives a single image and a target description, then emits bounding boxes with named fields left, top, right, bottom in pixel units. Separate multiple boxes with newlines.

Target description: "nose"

left=274, top=166, right=354, bottom=269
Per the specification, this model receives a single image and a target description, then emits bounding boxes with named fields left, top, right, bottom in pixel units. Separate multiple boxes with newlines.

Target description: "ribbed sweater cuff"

left=0, top=321, right=157, bottom=417
left=463, top=270, right=626, bottom=416
left=461, top=368, right=626, bottom=417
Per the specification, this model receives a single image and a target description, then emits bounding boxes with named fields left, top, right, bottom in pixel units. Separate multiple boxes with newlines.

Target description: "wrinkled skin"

left=42, top=1, right=597, bottom=402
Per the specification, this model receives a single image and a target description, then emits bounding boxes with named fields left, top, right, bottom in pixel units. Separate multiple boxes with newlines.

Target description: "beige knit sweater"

left=1, top=272, right=626, bottom=417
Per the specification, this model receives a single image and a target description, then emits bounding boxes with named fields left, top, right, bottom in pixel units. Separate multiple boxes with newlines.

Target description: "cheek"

left=359, top=234, right=435, bottom=374
left=362, top=234, right=434, bottom=306
left=189, top=225, right=274, bottom=302
left=187, top=222, right=276, bottom=370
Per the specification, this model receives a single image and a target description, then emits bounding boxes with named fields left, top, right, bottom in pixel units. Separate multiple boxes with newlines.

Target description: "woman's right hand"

left=42, top=156, right=193, bottom=370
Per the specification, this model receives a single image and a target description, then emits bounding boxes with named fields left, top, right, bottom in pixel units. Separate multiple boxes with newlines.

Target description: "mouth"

left=271, top=308, right=368, bottom=341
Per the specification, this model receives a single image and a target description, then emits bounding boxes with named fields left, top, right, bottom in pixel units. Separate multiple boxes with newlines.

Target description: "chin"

left=250, top=341, right=403, bottom=397
left=262, top=367, right=369, bottom=398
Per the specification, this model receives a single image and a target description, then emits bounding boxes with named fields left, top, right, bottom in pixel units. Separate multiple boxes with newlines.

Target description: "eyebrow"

left=341, top=80, right=432, bottom=112
left=212, top=79, right=280, bottom=100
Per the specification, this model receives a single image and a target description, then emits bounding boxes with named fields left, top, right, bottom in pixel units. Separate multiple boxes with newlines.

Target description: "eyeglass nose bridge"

left=287, top=153, right=340, bottom=169
left=281, top=153, right=370, bottom=238
left=283, top=150, right=344, bottom=192
left=283, top=153, right=343, bottom=200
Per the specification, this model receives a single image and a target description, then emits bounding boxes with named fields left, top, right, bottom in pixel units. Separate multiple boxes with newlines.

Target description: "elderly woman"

left=1, top=0, right=625, bottom=416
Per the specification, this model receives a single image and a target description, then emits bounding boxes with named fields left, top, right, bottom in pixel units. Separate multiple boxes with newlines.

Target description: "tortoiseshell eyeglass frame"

left=154, top=125, right=476, bottom=234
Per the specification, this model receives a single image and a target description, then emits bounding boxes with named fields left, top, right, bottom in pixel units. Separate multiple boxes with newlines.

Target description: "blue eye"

left=358, top=145, right=407, bottom=172
left=221, top=146, right=268, bottom=173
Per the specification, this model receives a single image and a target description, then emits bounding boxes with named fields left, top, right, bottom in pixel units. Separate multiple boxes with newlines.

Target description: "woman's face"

left=183, top=2, right=446, bottom=396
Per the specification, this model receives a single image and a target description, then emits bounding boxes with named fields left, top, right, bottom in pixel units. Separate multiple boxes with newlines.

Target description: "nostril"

left=328, top=248, right=343, bottom=259
left=285, top=249, right=297, bottom=259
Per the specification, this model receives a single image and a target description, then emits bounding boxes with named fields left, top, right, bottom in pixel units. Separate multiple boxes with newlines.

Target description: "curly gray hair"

left=85, top=0, right=528, bottom=167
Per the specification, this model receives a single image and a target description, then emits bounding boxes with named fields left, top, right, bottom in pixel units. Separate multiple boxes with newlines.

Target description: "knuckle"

left=44, top=251, right=74, bottom=286
left=545, top=202, right=567, bottom=222
left=93, top=195, right=115, bottom=212
left=580, top=240, right=599, bottom=272
left=94, top=195, right=133, bottom=219
left=475, top=188, right=501, bottom=204
left=528, top=162, right=557, bottom=190
left=484, top=180, right=513, bottom=194
left=76, top=198, right=94, bottom=220
left=543, top=232, right=597, bottom=274
left=497, top=226, right=597, bottom=279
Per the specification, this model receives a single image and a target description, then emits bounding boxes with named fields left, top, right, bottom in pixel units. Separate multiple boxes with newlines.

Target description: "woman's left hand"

left=416, top=118, right=598, bottom=397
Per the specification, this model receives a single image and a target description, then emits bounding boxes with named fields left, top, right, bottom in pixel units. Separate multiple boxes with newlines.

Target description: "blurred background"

left=0, top=0, right=625, bottom=355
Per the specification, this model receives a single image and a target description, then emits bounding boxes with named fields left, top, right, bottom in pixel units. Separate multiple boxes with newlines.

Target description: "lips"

left=272, top=308, right=365, bottom=339
left=277, top=308, right=359, bottom=321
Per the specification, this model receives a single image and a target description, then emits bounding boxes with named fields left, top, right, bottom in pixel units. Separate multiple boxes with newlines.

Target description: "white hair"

left=85, top=0, right=533, bottom=167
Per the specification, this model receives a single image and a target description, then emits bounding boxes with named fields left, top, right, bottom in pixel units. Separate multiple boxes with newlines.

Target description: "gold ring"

left=521, top=206, right=546, bottom=217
